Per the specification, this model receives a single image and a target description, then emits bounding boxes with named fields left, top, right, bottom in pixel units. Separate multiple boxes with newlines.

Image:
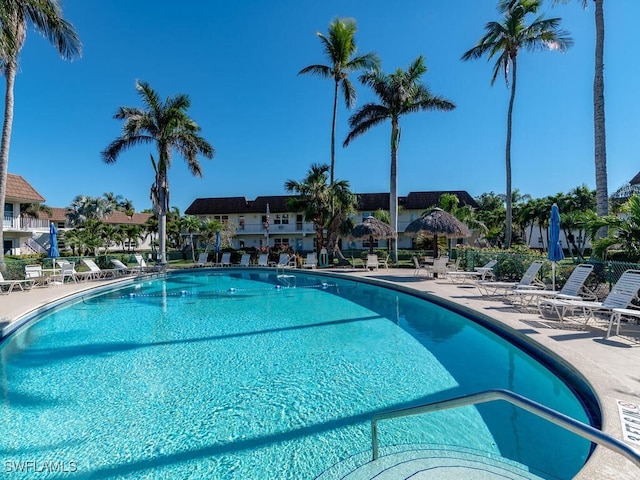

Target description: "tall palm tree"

left=0, top=0, right=81, bottom=268
left=102, top=81, right=215, bottom=264
left=299, top=17, right=379, bottom=184
left=181, top=214, right=201, bottom=262
left=553, top=0, right=607, bottom=235
left=66, top=195, right=115, bottom=226
left=343, top=55, right=455, bottom=263
left=462, top=0, right=572, bottom=249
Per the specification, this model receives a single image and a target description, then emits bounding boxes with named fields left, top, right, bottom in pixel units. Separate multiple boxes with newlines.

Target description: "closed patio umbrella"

left=548, top=203, right=564, bottom=291
left=48, top=222, right=59, bottom=267
left=404, top=208, right=470, bottom=258
left=349, top=216, right=396, bottom=254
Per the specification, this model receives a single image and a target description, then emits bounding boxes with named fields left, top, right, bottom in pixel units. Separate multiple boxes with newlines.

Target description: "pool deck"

left=1, top=267, right=638, bottom=479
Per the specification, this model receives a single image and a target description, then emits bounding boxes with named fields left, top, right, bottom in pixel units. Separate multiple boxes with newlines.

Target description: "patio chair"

left=256, top=254, right=269, bottom=267
left=238, top=254, right=251, bottom=267
left=538, top=269, right=640, bottom=324
left=447, top=259, right=497, bottom=284
left=133, top=254, right=162, bottom=272
left=51, top=261, right=77, bottom=284
left=377, top=255, right=390, bottom=270
left=512, top=263, right=595, bottom=309
left=0, top=271, right=33, bottom=294
left=276, top=253, right=290, bottom=267
left=56, top=259, right=96, bottom=282
left=477, top=260, right=545, bottom=297
left=431, top=257, right=450, bottom=278
left=412, top=256, right=430, bottom=278
left=365, top=254, right=379, bottom=271
left=302, top=252, right=317, bottom=269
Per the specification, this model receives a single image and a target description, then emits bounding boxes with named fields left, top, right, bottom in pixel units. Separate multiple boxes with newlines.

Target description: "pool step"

left=316, top=445, right=545, bottom=480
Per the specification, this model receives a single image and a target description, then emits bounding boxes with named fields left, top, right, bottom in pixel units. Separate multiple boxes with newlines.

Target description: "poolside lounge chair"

left=512, top=263, right=595, bottom=309
left=276, top=253, right=296, bottom=268
left=238, top=254, right=251, bottom=267
left=302, top=252, right=317, bottom=269
left=56, top=259, right=97, bottom=282
left=111, top=259, right=139, bottom=275
left=257, top=254, right=269, bottom=267
left=447, top=259, right=497, bottom=284
left=81, top=258, right=121, bottom=279
left=51, top=261, right=77, bottom=284
left=133, top=254, right=162, bottom=272
left=477, top=260, right=544, bottom=297
left=195, top=252, right=210, bottom=267
left=539, top=269, right=640, bottom=324
left=431, top=257, right=450, bottom=278
left=606, top=307, right=640, bottom=339
left=217, top=252, right=232, bottom=267
left=25, top=264, right=51, bottom=287
left=0, top=271, right=33, bottom=294
left=366, top=254, right=379, bottom=271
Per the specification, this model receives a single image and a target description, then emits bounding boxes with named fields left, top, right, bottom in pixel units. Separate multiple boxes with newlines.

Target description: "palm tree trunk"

left=504, top=55, right=518, bottom=249
left=158, top=176, right=168, bottom=264
left=593, top=0, right=608, bottom=238
left=390, top=119, right=399, bottom=263
left=330, top=80, right=339, bottom=185
left=0, top=62, right=16, bottom=270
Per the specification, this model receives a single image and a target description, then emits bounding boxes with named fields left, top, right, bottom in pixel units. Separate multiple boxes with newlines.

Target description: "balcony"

left=236, top=223, right=315, bottom=235
left=3, top=215, right=51, bottom=231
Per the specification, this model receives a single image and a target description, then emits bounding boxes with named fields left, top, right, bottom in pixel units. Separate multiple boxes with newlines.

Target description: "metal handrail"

left=371, top=389, right=640, bottom=470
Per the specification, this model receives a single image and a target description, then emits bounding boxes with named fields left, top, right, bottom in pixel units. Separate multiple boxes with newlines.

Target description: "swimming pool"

left=0, top=270, right=595, bottom=479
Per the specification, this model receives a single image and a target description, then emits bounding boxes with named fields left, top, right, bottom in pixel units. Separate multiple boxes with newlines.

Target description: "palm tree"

left=102, top=81, right=215, bottom=264
left=285, top=163, right=356, bottom=254
left=19, top=202, right=53, bottom=227
left=299, top=17, right=379, bottom=184
left=553, top=0, right=607, bottom=235
left=461, top=0, right=572, bottom=249
left=66, top=195, right=115, bottom=226
left=181, top=214, right=201, bottom=262
left=0, top=0, right=81, bottom=268
left=343, top=55, right=455, bottom=263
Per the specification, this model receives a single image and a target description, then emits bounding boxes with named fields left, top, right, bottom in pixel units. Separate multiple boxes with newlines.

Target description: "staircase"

left=315, top=445, right=544, bottom=480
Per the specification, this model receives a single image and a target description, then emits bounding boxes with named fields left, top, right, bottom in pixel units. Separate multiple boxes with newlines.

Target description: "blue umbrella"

left=548, top=204, right=564, bottom=290
left=48, top=223, right=59, bottom=267
left=214, top=231, right=221, bottom=264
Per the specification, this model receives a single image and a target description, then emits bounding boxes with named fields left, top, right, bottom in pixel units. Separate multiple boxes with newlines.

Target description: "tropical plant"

left=461, top=0, right=572, bottom=249
left=553, top=0, right=608, bottom=233
left=0, top=0, right=81, bottom=268
left=298, top=17, right=379, bottom=184
left=66, top=195, right=115, bottom=226
left=102, top=81, right=215, bottom=264
left=19, top=202, right=53, bottom=227
left=344, top=55, right=455, bottom=262
left=285, top=163, right=356, bottom=254
left=586, top=195, right=640, bottom=261
left=181, top=215, right=201, bottom=262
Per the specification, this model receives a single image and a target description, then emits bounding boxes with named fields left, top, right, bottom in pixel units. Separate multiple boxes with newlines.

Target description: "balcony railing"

left=3, top=215, right=51, bottom=230
left=237, top=224, right=315, bottom=235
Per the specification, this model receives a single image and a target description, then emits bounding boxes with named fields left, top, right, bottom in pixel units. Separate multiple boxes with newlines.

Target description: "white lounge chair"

left=239, top=254, right=251, bottom=267
left=195, top=252, right=210, bottom=267
left=477, top=260, right=545, bottom=297
left=134, top=254, right=161, bottom=272
left=56, top=259, right=96, bottom=282
left=539, top=269, right=640, bottom=324
left=111, top=259, right=139, bottom=275
left=512, top=263, right=595, bottom=309
left=82, top=258, right=121, bottom=279
left=217, top=252, right=232, bottom=267
left=277, top=253, right=296, bottom=268
left=431, top=257, right=450, bottom=278
left=448, top=259, right=497, bottom=284
left=257, top=254, right=269, bottom=267
left=302, top=253, right=317, bottom=269
left=0, top=271, right=33, bottom=294
left=51, top=261, right=77, bottom=284
left=377, top=255, right=390, bottom=270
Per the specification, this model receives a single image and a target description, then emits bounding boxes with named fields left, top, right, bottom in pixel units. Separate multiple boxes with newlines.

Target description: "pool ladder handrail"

left=371, top=388, right=640, bottom=469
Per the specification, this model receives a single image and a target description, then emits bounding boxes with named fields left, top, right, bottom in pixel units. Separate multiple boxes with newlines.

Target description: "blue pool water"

left=0, top=270, right=593, bottom=479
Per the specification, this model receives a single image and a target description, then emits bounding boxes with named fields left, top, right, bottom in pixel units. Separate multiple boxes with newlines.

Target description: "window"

left=274, top=238, right=289, bottom=248
left=211, top=215, right=228, bottom=222
left=296, top=215, right=303, bottom=230
left=274, top=214, right=281, bottom=225
left=238, top=216, right=245, bottom=231
left=281, top=214, right=289, bottom=225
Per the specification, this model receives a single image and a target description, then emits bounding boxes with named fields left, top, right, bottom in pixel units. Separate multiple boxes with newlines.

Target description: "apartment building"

left=185, top=191, right=477, bottom=252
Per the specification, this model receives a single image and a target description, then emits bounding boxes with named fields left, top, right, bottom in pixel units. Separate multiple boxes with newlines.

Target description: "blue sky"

left=6, top=0, right=640, bottom=213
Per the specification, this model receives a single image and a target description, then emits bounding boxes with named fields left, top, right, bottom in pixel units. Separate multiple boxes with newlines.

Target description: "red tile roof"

left=41, top=207, right=153, bottom=226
